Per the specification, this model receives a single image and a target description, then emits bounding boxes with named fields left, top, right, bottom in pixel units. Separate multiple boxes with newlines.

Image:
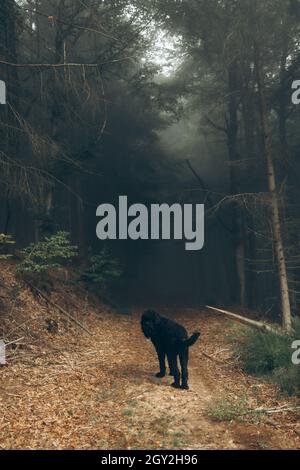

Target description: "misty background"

left=1, top=0, right=300, bottom=324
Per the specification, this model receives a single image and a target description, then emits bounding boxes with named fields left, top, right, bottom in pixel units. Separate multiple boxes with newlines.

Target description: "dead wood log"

left=26, top=281, right=92, bottom=336
left=205, top=305, right=284, bottom=335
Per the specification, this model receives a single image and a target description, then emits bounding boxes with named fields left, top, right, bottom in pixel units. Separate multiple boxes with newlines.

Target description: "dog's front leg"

left=153, top=342, right=166, bottom=378
left=167, top=352, right=175, bottom=376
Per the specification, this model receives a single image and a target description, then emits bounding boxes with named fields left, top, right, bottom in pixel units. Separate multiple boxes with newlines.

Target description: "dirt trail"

left=124, top=308, right=300, bottom=450
left=1, top=302, right=300, bottom=450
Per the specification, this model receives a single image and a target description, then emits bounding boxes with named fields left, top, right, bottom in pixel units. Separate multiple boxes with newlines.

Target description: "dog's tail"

left=182, top=331, right=201, bottom=347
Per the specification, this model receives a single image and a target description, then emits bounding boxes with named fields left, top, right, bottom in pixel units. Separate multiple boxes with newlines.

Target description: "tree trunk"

left=255, top=47, right=292, bottom=333
left=227, top=61, right=246, bottom=306
left=0, top=0, right=19, bottom=238
left=278, top=35, right=289, bottom=163
left=240, top=67, right=258, bottom=309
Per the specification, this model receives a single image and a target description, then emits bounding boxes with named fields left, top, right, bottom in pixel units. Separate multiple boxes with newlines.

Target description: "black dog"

left=141, top=310, right=201, bottom=390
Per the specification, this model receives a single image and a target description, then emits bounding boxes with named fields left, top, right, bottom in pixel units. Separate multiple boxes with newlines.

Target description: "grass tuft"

left=206, top=395, right=251, bottom=422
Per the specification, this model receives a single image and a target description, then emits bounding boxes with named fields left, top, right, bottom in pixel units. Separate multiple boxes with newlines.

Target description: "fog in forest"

left=1, top=0, right=300, bottom=322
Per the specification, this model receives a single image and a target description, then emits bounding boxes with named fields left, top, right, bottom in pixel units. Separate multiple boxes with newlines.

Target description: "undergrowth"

left=228, top=319, right=300, bottom=397
left=205, top=395, right=259, bottom=423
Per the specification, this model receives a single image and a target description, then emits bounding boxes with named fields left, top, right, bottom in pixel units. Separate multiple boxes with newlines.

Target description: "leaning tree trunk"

left=255, top=48, right=292, bottom=333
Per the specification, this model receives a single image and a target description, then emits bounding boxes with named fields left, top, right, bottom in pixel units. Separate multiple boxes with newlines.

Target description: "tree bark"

left=0, top=0, right=19, bottom=238
left=240, top=66, right=257, bottom=309
left=255, top=47, right=292, bottom=333
left=227, top=61, right=246, bottom=306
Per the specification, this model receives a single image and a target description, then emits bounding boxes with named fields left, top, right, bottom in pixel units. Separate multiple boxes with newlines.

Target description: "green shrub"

left=81, top=247, right=122, bottom=289
left=272, top=366, right=300, bottom=397
left=230, top=320, right=300, bottom=396
left=234, top=328, right=291, bottom=375
left=17, top=231, right=77, bottom=276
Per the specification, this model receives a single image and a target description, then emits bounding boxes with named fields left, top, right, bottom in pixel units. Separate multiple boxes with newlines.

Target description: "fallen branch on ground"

left=200, top=350, right=230, bottom=364
left=4, top=337, right=25, bottom=347
left=252, top=405, right=300, bottom=414
left=25, top=281, right=92, bottom=336
left=206, top=305, right=284, bottom=335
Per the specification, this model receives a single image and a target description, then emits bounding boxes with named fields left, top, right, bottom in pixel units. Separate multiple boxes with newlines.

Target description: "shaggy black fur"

left=141, top=310, right=201, bottom=390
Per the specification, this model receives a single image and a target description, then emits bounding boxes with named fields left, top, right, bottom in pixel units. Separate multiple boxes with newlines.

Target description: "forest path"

left=122, top=308, right=300, bottom=450
left=1, top=306, right=300, bottom=449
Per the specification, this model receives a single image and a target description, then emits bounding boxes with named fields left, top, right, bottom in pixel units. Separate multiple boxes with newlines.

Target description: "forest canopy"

left=1, top=0, right=300, bottom=332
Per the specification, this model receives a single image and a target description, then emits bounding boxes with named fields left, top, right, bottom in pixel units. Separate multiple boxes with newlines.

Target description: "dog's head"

left=141, top=310, right=161, bottom=338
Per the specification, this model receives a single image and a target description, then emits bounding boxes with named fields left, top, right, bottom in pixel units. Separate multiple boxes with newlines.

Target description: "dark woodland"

left=1, top=0, right=300, bottom=451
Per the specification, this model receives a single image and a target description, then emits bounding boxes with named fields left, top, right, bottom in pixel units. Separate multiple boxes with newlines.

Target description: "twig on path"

left=252, top=405, right=300, bottom=414
left=200, top=351, right=225, bottom=364
left=4, top=337, right=25, bottom=347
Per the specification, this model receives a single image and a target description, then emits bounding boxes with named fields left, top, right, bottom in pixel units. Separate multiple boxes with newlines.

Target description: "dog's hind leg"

left=179, top=348, right=189, bottom=390
left=169, top=353, right=181, bottom=388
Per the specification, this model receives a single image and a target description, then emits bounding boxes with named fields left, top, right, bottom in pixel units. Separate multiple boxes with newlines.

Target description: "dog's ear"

left=152, top=311, right=161, bottom=325
left=141, top=310, right=158, bottom=338
left=144, top=310, right=161, bottom=325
